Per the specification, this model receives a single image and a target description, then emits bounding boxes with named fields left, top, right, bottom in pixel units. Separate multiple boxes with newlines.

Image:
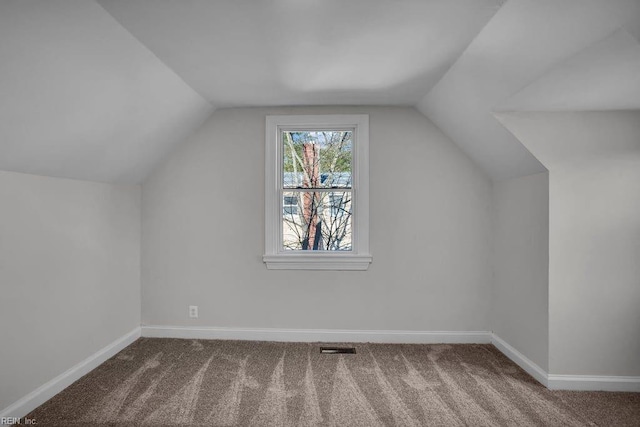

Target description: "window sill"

left=263, top=253, right=372, bottom=270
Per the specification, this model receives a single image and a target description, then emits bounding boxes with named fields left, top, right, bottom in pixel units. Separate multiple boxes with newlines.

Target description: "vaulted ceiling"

left=417, top=0, right=640, bottom=180
left=1, top=0, right=639, bottom=183
left=0, top=0, right=212, bottom=183
left=96, top=0, right=502, bottom=107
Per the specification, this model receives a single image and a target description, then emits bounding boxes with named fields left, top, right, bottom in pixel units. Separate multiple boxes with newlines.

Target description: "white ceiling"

left=96, top=0, right=502, bottom=107
left=1, top=0, right=639, bottom=184
left=496, top=30, right=640, bottom=112
left=417, top=0, right=640, bottom=181
left=0, top=0, right=212, bottom=183
left=496, top=111, right=640, bottom=169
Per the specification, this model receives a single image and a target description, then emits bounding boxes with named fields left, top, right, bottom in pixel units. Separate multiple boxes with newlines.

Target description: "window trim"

left=263, top=114, right=371, bottom=270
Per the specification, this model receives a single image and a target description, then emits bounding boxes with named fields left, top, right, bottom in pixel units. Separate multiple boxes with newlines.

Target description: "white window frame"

left=263, top=114, right=372, bottom=270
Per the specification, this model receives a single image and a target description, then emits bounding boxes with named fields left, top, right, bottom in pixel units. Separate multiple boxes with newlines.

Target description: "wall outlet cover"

left=188, top=305, right=198, bottom=318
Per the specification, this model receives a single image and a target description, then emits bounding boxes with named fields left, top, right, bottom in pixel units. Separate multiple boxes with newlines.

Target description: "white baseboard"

left=3, top=324, right=636, bottom=420
left=141, top=325, right=492, bottom=344
left=0, top=327, right=141, bottom=420
left=490, top=333, right=549, bottom=387
left=547, top=375, right=640, bottom=392
left=491, top=333, right=640, bottom=392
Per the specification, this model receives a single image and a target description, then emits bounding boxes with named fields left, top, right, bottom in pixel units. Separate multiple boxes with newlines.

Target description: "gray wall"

left=492, top=172, right=549, bottom=371
left=0, top=171, right=141, bottom=410
left=497, top=111, right=640, bottom=376
left=550, top=158, right=640, bottom=375
left=142, top=106, right=493, bottom=331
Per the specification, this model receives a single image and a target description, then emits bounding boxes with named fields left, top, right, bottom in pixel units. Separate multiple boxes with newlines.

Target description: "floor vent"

left=320, top=347, right=356, bottom=354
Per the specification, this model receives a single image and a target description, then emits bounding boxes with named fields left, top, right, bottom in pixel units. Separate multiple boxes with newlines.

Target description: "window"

left=283, top=195, right=298, bottom=216
left=264, top=115, right=371, bottom=270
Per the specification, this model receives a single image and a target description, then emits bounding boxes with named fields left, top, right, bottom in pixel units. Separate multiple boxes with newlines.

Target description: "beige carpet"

left=22, top=338, right=640, bottom=426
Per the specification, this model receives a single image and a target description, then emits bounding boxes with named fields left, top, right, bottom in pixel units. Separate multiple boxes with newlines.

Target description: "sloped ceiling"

left=496, top=30, right=640, bottom=112
left=1, top=0, right=639, bottom=184
left=417, top=0, right=640, bottom=181
left=0, top=0, right=212, bottom=183
left=495, top=111, right=640, bottom=169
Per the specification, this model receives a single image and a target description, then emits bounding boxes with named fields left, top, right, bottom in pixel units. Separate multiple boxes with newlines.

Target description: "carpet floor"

left=23, top=338, right=640, bottom=426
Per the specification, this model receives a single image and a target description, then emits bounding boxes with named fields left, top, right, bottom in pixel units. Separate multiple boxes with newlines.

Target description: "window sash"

left=281, top=130, right=354, bottom=190
left=281, top=191, right=352, bottom=252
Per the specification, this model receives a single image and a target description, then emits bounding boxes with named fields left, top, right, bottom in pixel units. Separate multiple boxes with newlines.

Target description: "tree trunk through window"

left=302, top=143, right=322, bottom=250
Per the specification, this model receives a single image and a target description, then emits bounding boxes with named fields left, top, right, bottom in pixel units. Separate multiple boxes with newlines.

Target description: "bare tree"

left=282, top=131, right=352, bottom=251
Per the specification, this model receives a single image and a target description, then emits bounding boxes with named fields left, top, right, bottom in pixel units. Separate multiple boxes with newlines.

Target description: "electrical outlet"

left=189, top=305, right=198, bottom=318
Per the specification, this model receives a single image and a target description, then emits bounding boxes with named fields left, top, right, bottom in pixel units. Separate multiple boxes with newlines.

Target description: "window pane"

left=283, top=195, right=298, bottom=215
left=283, top=205, right=297, bottom=215
left=282, top=191, right=352, bottom=251
left=282, top=131, right=352, bottom=189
